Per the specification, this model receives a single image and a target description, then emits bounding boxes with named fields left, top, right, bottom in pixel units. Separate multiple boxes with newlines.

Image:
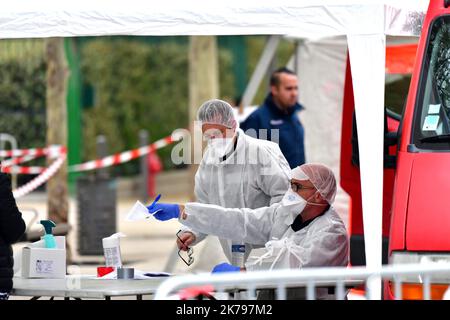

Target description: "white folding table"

left=11, top=275, right=169, bottom=300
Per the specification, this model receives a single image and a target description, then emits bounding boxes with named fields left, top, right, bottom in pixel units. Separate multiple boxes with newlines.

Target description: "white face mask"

left=281, top=188, right=307, bottom=214
left=281, top=188, right=326, bottom=215
left=208, top=138, right=234, bottom=158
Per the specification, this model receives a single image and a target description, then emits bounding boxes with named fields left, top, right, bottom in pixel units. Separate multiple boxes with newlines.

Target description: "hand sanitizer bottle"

left=40, top=220, right=57, bottom=249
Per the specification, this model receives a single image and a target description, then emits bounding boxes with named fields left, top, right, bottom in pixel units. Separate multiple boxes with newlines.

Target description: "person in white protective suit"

left=148, top=163, right=349, bottom=299
left=176, top=99, right=291, bottom=266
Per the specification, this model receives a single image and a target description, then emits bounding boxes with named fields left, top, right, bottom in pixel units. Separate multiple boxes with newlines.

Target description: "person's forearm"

left=178, top=202, right=272, bottom=245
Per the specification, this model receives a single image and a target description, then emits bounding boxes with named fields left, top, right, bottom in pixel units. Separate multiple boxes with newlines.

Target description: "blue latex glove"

left=211, top=262, right=240, bottom=273
left=147, top=202, right=180, bottom=221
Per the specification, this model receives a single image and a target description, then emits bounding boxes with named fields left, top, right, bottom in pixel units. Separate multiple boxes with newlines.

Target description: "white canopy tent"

left=0, top=0, right=429, bottom=298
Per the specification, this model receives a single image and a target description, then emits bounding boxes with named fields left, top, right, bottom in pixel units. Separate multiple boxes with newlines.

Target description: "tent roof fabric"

left=0, top=0, right=428, bottom=39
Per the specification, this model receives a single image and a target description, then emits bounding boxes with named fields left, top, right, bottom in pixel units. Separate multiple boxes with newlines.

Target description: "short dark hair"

left=270, top=67, right=296, bottom=87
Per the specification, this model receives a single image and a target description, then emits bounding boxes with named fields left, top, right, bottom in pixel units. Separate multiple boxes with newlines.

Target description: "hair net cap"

left=291, top=163, right=337, bottom=204
left=197, top=99, right=237, bottom=130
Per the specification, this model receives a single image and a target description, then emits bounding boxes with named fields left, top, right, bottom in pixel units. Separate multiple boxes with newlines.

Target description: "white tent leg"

left=347, top=33, right=386, bottom=300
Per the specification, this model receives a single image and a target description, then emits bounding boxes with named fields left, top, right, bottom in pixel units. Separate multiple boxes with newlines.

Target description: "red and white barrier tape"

left=1, top=154, right=41, bottom=167
left=68, top=135, right=176, bottom=173
left=12, top=153, right=67, bottom=198
left=2, top=132, right=181, bottom=175
left=0, top=145, right=65, bottom=158
left=1, top=145, right=66, bottom=175
left=6, top=132, right=182, bottom=198
left=2, top=165, right=46, bottom=175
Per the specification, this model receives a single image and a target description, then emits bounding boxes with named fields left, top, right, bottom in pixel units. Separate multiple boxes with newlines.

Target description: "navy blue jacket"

left=240, top=94, right=305, bottom=168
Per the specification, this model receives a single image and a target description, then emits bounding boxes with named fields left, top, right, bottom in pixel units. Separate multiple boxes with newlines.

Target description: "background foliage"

left=0, top=60, right=47, bottom=149
left=80, top=37, right=236, bottom=173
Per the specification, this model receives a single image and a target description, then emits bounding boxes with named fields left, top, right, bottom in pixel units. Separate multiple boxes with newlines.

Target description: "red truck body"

left=341, top=0, right=450, bottom=300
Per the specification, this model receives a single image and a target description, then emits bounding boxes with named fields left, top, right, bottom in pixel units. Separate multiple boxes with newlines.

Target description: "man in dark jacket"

left=0, top=172, right=25, bottom=299
left=240, top=67, right=305, bottom=168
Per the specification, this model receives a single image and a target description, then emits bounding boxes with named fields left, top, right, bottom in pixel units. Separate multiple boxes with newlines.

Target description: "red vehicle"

left=341, top=0, right=450, bottom=300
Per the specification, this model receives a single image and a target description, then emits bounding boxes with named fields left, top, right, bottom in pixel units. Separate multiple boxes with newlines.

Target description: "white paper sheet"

left=125, top=200, right=153, bottom=221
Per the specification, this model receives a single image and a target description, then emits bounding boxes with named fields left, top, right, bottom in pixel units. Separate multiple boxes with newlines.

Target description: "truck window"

left=414, top=16, right=450, bottom=150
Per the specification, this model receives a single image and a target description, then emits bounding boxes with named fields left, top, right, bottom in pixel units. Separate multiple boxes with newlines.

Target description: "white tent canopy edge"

left=1, top=1, right=426, bottom=38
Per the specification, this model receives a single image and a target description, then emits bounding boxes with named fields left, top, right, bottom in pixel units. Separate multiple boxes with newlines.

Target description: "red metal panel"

left=405, top=154, right=450, bottom=250
left=388, top=151, right=414, bottom=252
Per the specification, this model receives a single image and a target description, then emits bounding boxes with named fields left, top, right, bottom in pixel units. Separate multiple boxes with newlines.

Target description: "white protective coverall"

left=181, top=128, right=291, bottom=263
left=181, top=203, right=348, bottom=270
left=181, top=202, right=348, bottom=299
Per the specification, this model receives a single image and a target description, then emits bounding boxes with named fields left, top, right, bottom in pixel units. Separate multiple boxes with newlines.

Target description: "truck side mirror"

left=384, top=131, right=398, bottom=169
left=383, top=107, right=400, bottom=169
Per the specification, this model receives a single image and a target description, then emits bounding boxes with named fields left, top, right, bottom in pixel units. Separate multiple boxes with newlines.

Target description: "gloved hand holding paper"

left=147, top=202, right=180, bottom=221
left=126, top=194, right=179, bottom=221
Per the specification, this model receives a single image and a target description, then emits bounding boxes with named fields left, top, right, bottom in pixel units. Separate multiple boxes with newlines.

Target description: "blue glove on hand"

left=211, top=262, right=240, bottom=274
left=146, top=196, right=180, bottom=221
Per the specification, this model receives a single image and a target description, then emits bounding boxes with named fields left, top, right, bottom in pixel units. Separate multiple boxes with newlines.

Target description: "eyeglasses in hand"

left=176, top=230, right=194, bottom=266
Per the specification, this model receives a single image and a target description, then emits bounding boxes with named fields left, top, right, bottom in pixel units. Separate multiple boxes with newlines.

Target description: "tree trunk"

left=45, top=38, right=69, bottom=244
left=188, top=36, right=219, bottom=201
